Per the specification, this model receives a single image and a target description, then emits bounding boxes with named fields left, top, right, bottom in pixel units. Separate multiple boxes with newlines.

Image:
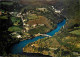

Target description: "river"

left=11, top=19, right=66, bottom=54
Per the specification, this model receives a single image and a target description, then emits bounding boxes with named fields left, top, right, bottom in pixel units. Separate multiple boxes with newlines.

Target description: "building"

left=73, top=52, right=79, bottom=55
left=54, top=9, right=61, bottom=14
left=11, top=32, right=17, bottom=35
left=26, top=24, right=29, bottom=27
left=25, top=27, right=30, bottom=32
left=52, top=6, right=55, bottom=9
left=23, top=19, right=26, bottom=22
left=23, top=23, right=26, bottom=26
left=38, top=24, right=44, bottom=26
left=27, top=16, right=51, bottom=28
left=36, top=8, right=48, bottom=12
left=54, top=9, right=64, bottom=14
left=17, top=13, right=21, bottom=17
left=32, top=24, right=37, bottom=28
left=16, top=35, right=22, bottom=38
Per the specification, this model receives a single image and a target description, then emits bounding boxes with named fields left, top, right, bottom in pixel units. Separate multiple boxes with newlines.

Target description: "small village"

left=0, top=6, right=62, bottom=39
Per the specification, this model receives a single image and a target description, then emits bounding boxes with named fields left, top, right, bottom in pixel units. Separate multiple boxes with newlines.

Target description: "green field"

left=0, top=16, right=8, bottom=19
left=27, top=14, right=38, bottom=20
left=70, top=29, right=80, bottom=35
left=8, top=26, right=22, bottom=32
left=0, top=2, right=13, bottom=5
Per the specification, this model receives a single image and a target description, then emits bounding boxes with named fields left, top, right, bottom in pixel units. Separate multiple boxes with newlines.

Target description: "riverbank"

left=23, top=18, right=80, bottom=57
left=11, top=19, right=66, bottom=54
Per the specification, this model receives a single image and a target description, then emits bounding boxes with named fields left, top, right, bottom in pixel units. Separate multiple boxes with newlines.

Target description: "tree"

left=8, top=26, right=22, bottom=32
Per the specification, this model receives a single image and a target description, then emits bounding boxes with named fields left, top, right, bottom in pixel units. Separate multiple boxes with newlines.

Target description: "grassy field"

left=70, top=29, right=80, bottom=35
left=0, top=16, right=8, bottom=19
left=0, top=2, right=14, bottom=5
left=27, top=14, right=38, bottom=20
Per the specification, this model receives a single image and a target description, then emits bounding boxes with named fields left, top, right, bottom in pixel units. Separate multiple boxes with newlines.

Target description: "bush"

left=8, top=26, right=22, bottom=32
left=11, top=17, right=21, bottom=26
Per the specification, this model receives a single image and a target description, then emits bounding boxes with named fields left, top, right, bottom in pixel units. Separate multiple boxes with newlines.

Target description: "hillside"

left=0, top=0, right=80, bottom=57
left=23, top=0, right=80, bottom=57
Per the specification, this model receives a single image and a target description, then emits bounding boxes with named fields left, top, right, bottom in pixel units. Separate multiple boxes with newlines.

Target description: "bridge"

left=40, top=34, right=52, bottom=37
left=34, top=33, right=52, bottom=37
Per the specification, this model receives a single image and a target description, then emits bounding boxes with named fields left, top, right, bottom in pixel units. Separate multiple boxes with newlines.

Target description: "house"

left=23, top=23, right=26, bottom=26
left=23, top=29, right=26, bottom=32
left=17, top=35, right=22, bottom=38
left=32, top=24, right=37, bottom=28
left=17, top=13, right=22, bottom=17
left=54, top=9, right=64, bottom=14
left=26, top=12, right=29, bottom=15
left=26, top=24, right=29, bottom=27
left=38, top=24, right=44, bottom=26
left=36, top=8, right=48, bottom=12
left=76, top=43, right=80, bottom=48
left=11, top=32, right=17, bottom=35
left=9, top=12, right=14, bottom=15
left=10, top=12, right=18, bottom=16
left=52, top=6, right=55, bottom=9
left=54, top=9, right=61, bottom=14
left=23, top=13, right=26, bottom=16
left=31, top=44, right=39, bottom=47
left=72, top=52, right=79, bottom=55
left=24, top=27, right=30, bottom=32
left=27, top=16, right=51, bottom=28
left=23, top=19, right=26, bottom=22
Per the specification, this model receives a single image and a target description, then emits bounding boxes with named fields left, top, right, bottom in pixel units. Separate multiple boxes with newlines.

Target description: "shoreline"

left=11, top=19, right=66, bottom=54
left=19, top=19, right=65, bottom=41
left=10, top=19, right=66, bottom=54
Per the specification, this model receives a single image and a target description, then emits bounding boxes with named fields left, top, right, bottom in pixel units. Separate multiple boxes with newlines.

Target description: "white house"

left=32, top=24, right=37, bottom=28
left=51, top=6, right=64, bottom=14
left=38, top=24, right=44, bottom=26
left=54, top=9, right=64, bottom=14
left=25, top=27, right=29, bottom=31
left=23, top=23, right=26, bottom=26
left=11, top=32, right=17, bottom=35
left=17, top=13, right=22, bottom=17
left=26, top=24, right=29, bottom=27
left=36, top=8, right=48, bottom=12
left=54, top=9, right=61, bottom=14
left=17, top=35, right=22, bottom=38
left=23, top=19, right=26, bottom=22
left=9, top=12, right=14, bottom=15
left=73, top=52, right=79, bottom=55
left=52, top=6, right=55, bottom=9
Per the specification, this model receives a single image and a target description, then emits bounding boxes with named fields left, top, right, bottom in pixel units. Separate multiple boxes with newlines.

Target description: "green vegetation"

left=11, top=17, right=22, bottom=26
left=63, top=0, right=80, bottom=19
left=0, top=16, right=8, bottom=19
left=28, top=26, right=49, bottom=35
left=8, top=26, right=22, bottom=32
left=74, top=26, right=80, bottom=29
left=24, top=18, right=80, bottom=57
left=70, top=29, right=80, bottom=35
left=23, top=0, right=80, bottom=57
left=0, top=0, right=80, bottom=57
left=27, top=14, right=38, bottom=20
left=0, top=2, right=14, bottom=5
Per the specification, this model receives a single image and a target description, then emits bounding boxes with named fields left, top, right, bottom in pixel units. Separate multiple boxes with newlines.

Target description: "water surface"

left=11, top=19, right=66, bottom=54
